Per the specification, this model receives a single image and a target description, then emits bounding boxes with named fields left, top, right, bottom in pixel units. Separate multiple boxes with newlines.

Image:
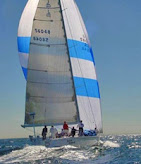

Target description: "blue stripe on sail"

left=17, top=37, right=30, bottom=53
left=22, top=67, right=27, bottom=80
left=73, top=77, right=100, bottom=98
left=67, top=39, right=95, bottom=64
left=90, top=48, right=95, bottom=65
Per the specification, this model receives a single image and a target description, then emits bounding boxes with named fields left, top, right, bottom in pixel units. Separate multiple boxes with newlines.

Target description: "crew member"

left=42, top=126, right=48, bottom=140
left=71, top=127, right=76, bottom=137
left=50, top=125, right=58, bottom=138
left=63, top=121, right=69, bottom=136
left=77, top=120, right=84, bottom=136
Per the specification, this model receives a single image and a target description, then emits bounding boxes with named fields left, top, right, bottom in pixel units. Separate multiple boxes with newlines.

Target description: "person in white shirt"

left=50, top=126, right=58, bottom=138
left=77, top=120, right=84, bottom=136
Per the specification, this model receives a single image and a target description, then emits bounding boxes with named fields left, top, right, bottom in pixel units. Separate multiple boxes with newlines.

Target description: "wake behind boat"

left=17, top=0, right=103, bottom=147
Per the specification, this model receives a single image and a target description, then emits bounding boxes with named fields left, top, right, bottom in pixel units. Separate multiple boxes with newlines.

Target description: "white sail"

left=25, top=0, right=79, bottom=126
left=60, top=0, right=103, bottom=132
left=18, top=0, right=103, bottom=133
left=18, top=0, right=39, bottom=78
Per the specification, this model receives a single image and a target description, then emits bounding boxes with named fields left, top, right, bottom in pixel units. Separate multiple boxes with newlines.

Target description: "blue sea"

left=0, top=135, right=141, bottom=164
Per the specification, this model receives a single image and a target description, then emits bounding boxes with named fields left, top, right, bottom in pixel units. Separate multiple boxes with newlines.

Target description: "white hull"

left=30, top=136, right=99, bottom=148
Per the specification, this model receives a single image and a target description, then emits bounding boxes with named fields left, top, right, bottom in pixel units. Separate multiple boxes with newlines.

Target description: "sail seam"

left=37, top=7, right=59, bottom=9
left=34, top=19, right=54, bottom=22
left=28, top=81, right=72, bottom=85
left=28, top=68, right=70, bottom=72
left=30, top=43, right=66, bottom=47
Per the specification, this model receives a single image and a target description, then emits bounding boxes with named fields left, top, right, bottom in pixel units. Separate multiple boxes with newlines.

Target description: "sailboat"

left=17, top=0, right=103, bottom=147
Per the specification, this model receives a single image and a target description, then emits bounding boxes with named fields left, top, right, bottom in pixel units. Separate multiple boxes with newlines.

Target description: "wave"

left=0, top=146, right=22, bottom=156
left=0, top=144, right=105, bottom=164
left=103, top=141, right=120, bottom=148
left=2, top=136, right=140, bottom=164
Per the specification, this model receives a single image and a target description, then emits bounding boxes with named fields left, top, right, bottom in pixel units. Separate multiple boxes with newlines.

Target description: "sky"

left=0, top=0, right=141, bottom=139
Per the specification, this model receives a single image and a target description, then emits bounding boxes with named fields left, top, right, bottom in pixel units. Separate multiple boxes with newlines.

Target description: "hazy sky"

left=0, top=0, right=141, bottom=139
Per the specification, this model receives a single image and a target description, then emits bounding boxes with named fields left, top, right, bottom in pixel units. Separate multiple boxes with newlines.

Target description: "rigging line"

left=74, top=2, right=98, bottom=128
left=61, top=0, right=91, bottom=129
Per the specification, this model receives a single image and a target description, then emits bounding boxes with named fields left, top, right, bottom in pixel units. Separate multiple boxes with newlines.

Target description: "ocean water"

left=0, top=135, right=141, bottom=164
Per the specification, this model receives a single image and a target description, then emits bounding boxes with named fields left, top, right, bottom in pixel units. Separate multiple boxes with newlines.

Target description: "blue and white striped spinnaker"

left=18, top=0, right=103, bottom=133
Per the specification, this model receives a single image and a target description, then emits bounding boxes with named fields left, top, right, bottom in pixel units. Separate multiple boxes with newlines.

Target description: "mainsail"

left=18, top=0, right=103, bottom=133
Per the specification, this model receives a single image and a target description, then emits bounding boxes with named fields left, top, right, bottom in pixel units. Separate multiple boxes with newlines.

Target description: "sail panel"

left=27, top=82, right=74, bottom=99
left=25, top=101, right=77, bottom=125
left=77, top=96, right=103, bottom=132
left=28, top=44, right=69, bottom=72
left=35, top=8, right=61, bottom=21
left=18, top=0, right=39, bottom=79
left=38, top=0, right=59, bottom=8
left=30, top=22, right=66, bottom=45
left=25, top=0, right=79, bottom=126
left=61, top=0, right=103, bottom=132
left=18, top=52, right=28, bottom=68
left=17, top=37, right=30, bottom=54
left=73, top=77, right=100, bottom=98
left=27, top=69, right=71, bottom=84
left=70, top=58, right=97, bottom=79
left=67, top=39, right=94, bottom=63
left=60, top=0, right=87, bottom=43
left=18, top=0, right=39, bottom=37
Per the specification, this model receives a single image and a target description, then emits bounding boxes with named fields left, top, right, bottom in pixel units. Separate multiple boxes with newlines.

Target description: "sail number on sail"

left=35, top=29, right=51, bottom=34
left=33, top=37, right=48, bottom=42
